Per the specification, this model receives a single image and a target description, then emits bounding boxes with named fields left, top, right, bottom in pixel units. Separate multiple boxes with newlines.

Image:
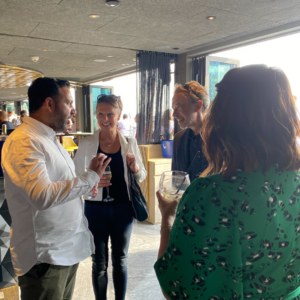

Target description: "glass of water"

left=159, top=171, right=190, bottom=201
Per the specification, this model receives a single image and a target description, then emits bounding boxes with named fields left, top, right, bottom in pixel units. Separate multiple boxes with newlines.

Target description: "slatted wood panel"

left=0, top=64, right=43, bottom=89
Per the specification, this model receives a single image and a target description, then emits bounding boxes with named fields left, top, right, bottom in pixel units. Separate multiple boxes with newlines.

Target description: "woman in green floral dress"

left=155, top=65, right=300, bottom=300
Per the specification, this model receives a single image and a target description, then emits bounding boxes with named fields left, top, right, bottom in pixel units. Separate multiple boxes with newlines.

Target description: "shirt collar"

left=22, top=116, right=56, bottom=138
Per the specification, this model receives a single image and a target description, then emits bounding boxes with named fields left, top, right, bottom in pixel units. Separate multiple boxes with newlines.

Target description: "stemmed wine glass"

left=159, top=171, right=190, bottom=201
left=103, top=165, right=114, bottom=202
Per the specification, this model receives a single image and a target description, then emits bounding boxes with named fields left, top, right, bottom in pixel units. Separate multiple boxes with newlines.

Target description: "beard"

left=49, top=108, right=69, bottom=133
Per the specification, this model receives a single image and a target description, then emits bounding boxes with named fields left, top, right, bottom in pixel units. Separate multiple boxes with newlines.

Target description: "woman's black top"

left=86, top=145, right=130, bottom=206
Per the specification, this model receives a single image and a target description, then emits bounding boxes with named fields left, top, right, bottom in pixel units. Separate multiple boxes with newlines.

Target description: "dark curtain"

left=136, top=51, right=175, bottom=144
left=192, top=56, right=206, bottom=86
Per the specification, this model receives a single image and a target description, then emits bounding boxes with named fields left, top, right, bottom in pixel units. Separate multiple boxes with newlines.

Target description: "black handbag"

left=127, top=168, right=149, bottom=221
left=125, top=138, right=149, bottom=221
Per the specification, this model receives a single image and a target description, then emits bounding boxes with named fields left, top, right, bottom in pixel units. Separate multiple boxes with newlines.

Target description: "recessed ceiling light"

left=73, top=69, right=77, bottom=71
left=133, top=58, right=136, bottom=62
left=94, top=59, right=107, bottom=62
left=206, top=16, right=216, bottom=20
left=155, top=45, right=170, bottom=50
left=43, top=48, right=48, bottom=51
left=122, top=64, right=129, bottom=66
left=106, top=0, right=119, bottom=7
left=107, top=55, right=113, bottom=58
left=89, top=14, right=99, bottom=18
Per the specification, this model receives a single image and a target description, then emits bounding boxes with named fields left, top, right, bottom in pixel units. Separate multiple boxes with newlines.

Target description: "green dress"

left=154, top=166, right=300, bottom=299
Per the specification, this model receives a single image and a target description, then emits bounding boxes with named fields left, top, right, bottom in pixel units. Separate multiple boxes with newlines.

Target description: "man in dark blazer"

left=172, top=81, right=210, bottom=182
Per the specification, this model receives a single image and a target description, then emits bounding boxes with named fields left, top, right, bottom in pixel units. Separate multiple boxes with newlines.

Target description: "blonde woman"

left=74, top=94, right=146, bottom=300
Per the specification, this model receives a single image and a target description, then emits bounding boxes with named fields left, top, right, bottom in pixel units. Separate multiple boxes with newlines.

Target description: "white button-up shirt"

left=2, top=116, right=99, bottom=276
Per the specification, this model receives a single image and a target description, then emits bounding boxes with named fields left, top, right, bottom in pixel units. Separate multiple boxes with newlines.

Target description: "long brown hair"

left=202, top=65, right=300, bottom=177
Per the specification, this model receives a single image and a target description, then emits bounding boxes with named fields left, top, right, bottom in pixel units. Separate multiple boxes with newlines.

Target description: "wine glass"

left=159, top=171, right=190, bottom=201
left=103, top=165, right=114, bottom=202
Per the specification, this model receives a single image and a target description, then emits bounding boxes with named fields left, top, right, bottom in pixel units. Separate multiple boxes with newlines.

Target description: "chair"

left=62, top=136, right=78, bottom=150
left=65, top=148, right=75, bottom=158
left=62, top=137, right=78, bottom=159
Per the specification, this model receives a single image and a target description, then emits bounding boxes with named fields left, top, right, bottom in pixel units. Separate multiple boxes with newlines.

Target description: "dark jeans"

left=18, top=263, right=79, bottom=300
left=85, top=202, right=134, bottom=300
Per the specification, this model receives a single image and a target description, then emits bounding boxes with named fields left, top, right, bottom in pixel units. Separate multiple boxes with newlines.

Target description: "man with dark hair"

left=172, top=81, right=209, bottom=182
left=118, top=113, right=131, bottom=136
left=0, top=111, right=14, bottom=130
left=2, top=77, right=111, bottom=300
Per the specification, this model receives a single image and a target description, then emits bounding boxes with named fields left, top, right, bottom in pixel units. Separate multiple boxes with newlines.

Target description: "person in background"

left=20, top=110, right=27, bottom=124
left=155, top=65, right=300, bottom=299
left=15, top=110, right=27, bottom=126
left=0, top=111, right=14, bottom=130
left=161, top=109, right=174, bottom=140
left=171, top=81, right=209, bottom=182
left=118, top=113, right=131, bottom=137
left=2, top=77, right=110, bottom=300
left=7, top=110, right=17, bottom=125
left=66, top=116, right=73, bottom=131
left=73, top=94, right=147, bottom=300
left=70, top=116, right=77, bottom=132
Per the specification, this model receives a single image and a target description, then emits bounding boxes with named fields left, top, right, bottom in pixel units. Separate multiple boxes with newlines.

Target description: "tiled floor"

left=72, top=221, right=165, bottom=300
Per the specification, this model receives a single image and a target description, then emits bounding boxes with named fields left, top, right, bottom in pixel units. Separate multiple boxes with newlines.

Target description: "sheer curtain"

left=192, top=55, right=206, bottom=85
left=136, top=51, right=175, bottom=144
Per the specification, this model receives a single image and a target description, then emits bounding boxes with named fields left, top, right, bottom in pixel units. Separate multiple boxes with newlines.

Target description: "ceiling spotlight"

left=73, top=69, right=77, bottom=71
left=106, top=0, right=119, bottom=7
left=94, top=59, right=107, bottom=62
left=133, top=58, right=136, bottom=62
left=107, top=55, right=113, bottom=58
left=31, top=56, right=39, bottom=62
left=43, top=48, right=48, bottom=51
left=89, top=14, right=99, bottom=18
left=206, top=16, right=216, bottom=20
left=122, top=64, right=129, bottom=66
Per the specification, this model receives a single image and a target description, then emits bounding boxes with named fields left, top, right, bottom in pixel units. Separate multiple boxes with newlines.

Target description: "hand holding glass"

left=159, top=171, right=190, bottom=201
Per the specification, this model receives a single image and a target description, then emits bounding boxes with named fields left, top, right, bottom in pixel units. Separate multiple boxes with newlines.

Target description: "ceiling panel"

left=0, top=17, right=38, bottom=36
left=62, top=44, right=135, bottom=58
left=0, top=86, right=28, bottom=101
left=199, top=0, right=300, bottom=17
left=8, top=48, right=94, bottom=63
left=28, top=23, right=137, bottom=47
left=0, top=2, right=117, bottom=31
left=0, top=36, right=71, bottom=51
left=263, top=4, right=300, bottom=22
left=59, top=0, right=210, bottom=24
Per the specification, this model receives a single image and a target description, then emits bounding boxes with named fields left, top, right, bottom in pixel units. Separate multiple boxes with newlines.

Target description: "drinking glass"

left=103, top=165, right=114, bottom=202
left=159, top=171, right=190, bottom=201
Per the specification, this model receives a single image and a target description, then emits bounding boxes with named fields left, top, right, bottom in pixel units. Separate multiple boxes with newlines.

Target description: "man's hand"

left=97, top=176, right=112, bottom=188
left=89, top=154, right=111, bottom=179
